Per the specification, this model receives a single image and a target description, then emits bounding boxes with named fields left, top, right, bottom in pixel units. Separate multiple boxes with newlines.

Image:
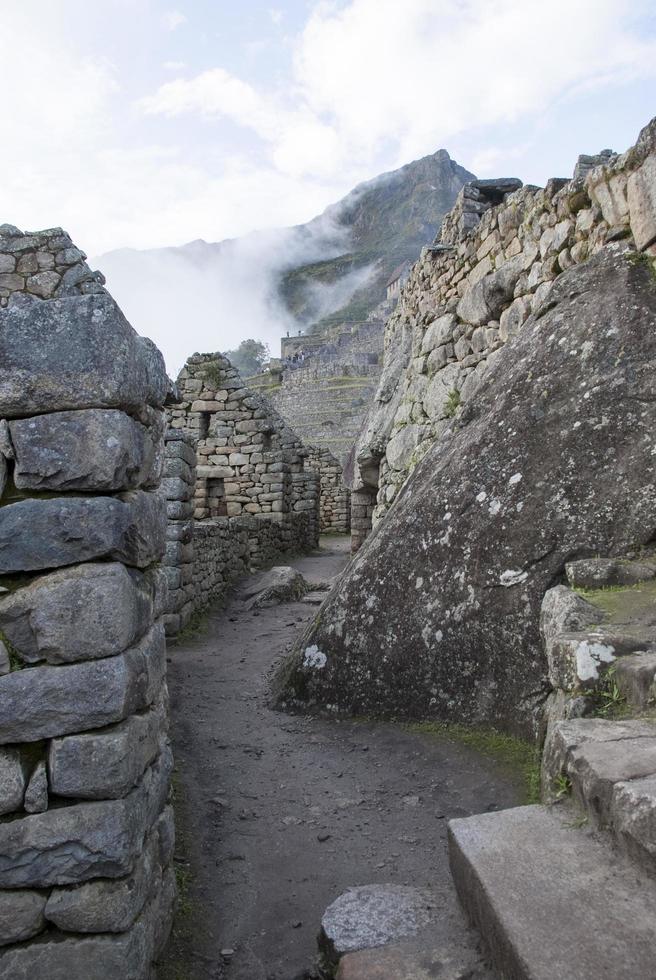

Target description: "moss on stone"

left=407, top=721, right=541, bottom=804
left=574, top=579, right=656, bottom=624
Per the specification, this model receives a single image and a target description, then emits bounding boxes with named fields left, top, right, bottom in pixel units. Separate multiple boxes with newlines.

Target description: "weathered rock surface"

left=241, top=565, right=308, bottom=608
left=565, top=556, right=656, bottom=589
left=24, top=760, right=48, bottom=813
left=0, top=292, right=168, bottom=417
left=0, top=746, right=172, bottom=887
left=49, top=701, right=165, bottom=799
left=0, top=622, right=166, bottom=743
left=0, top=747, right=29, bottom=815
left=9, top=409, right=162, bottom=491
left=0, top=562, right=161, bottom=665
left=0, top=490, right=166, bottom=573
left=0, top=889, right=46, bottom=947
left=448, top=804, right=656, bottom=980
left=276, top=249, right=656, bottom=733
left=320, top=885, right=440, bottom=971
left=45, top=830, right=159, bottom=933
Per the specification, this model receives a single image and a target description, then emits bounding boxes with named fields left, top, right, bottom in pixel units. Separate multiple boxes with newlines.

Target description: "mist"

left=93, top=205, right=364, bottom=378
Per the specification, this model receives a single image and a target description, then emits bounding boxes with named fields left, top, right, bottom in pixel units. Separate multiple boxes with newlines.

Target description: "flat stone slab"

left=320, top=885, right=440, bottom=970
left=449, top=804, right=656, bottom=980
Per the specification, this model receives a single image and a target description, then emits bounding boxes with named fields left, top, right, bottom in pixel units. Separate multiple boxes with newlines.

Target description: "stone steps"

left=543, top=717, right=656, bottom=870
left=448, top=802, right=656, bottom=980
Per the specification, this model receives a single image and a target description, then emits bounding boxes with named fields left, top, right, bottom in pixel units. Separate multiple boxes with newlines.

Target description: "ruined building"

left=162, top=353, right=320, bottom=633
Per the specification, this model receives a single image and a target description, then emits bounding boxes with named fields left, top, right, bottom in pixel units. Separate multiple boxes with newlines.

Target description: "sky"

left=2, top=1, right=656, bottom=370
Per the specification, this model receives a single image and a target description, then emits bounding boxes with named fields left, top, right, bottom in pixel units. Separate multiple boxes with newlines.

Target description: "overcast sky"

left=3, top=0, right=655, bottom=256
left=2, top=2, right=656, bottom=371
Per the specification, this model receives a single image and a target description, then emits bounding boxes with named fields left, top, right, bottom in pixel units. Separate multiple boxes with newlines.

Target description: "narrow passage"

left=161, top=538, right=522, bottom=980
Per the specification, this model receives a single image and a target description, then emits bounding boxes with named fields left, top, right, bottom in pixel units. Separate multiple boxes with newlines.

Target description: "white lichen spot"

left=575, top=641, right=616, bottom=681
left=508, top=473, right=522, bottom=486
left=303, top=645, right=327, bottom=669
left=500, top=569, right=528, bottom=587
left=444, top=512, right=452, bottom=521
left=488, top=499, right=501, bottom=516
left=415, top=577, right=424, bottom=589
left=516, top=501, right=524, bottom=513
left=476, top=491, right=487, bottom=503
left=435, top=630, right=443, bottom=642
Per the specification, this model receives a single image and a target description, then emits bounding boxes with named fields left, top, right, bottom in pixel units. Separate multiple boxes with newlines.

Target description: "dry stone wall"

left=163, top=353, right=320, bottom=634
left=268, top=319, right=385, bottom=465
left=351, top=117, right=656, bottom=548
left=305, top=447, right=351, bottom=534
left=0, top=232, right=174, bottom=976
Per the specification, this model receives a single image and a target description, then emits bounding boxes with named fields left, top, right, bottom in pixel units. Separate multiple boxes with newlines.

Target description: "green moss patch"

left=407, top=721, right=541, bottom=804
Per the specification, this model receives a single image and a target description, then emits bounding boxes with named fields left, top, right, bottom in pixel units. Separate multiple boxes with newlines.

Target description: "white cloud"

left=141, top=0, right=656, bottom=181
left=163, top=60, right=186, bottom=70
left=162, top=10, right=187, bottom=31
left=269, top=9, right=283, bottom=26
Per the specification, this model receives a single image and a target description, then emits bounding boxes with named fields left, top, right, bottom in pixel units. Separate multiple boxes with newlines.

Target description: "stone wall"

left=0, top=231, right=174, bottom=976
left=254, top=317, right=386, bottom=464
left=305, top=446, right=351, bottom=534
left=161, top=430, right=196, bottom=636
left=0, top=223, right=106, bottom=305
left=350, top=117, right=656, bottom=549
left=163, top=353, right=320, bottom=634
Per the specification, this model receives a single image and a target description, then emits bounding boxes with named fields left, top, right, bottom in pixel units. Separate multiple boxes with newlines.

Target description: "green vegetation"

left=444, top=389, right=461, bottom=417
left=278, top=150, right=475, bottom=330
left=591, top=665, right=630, bottom=719
left=552, top=773, right=572, bottom=799
left=223, top=338, right=270, bottom=377
left=407, top=721, right=541, bottom=804
left=626, top=250, right=656, bottom=285
left=574, top=580, right=656, bottom=623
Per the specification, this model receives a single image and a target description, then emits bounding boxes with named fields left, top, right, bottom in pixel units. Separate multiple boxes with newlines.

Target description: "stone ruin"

left=0, top=225, right=174, bottom=975
left=276, top=115, right=656, bottom=737
left=162, top=352, right=321, bottom=634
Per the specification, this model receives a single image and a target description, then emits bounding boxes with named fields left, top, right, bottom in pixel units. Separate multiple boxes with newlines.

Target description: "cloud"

left=163, top=60, right=186, bottom=71
left=162, top=10, right=187, bottom=31
left=141, top=0, right=656, bottom=180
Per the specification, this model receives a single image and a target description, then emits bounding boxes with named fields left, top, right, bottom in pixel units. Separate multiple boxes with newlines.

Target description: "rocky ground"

left=159, top=537, right=523, bottom=980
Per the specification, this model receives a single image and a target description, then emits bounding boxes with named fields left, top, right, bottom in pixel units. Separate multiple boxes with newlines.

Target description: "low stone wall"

left=306, top=446, right=351, bottom=534
left=350, top=116, right=656, bottom=549
left=0, top=231, right=174, bottom=976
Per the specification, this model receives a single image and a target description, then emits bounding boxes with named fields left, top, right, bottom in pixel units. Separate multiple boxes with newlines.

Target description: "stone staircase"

left=447, top=557, right=656, bottom=979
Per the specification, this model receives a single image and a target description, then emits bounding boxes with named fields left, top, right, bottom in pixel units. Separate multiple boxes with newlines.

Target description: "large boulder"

left=275, top=248, right=656, bottom=735
left=0, top=292, right=168, bottom=417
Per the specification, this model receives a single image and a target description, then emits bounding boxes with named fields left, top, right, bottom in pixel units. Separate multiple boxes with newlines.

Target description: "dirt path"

left=160, top=537, right=522, bottom=980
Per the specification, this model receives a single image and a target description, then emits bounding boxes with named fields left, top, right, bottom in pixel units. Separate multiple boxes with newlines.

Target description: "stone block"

left=0, top=890, right=46, bottom=947
left=0, top=745, right=172, bottom=887
left=0, top=622, right=166, bottom=743
left=0, top=747, right=29, bottom=815
left=45, top=829, right=159, bottom=933
left=49, top=701, right=165, bottom=799
left=0, top=490, right=166, bottom=573
left=26, top=271, right=60, bottom=298
left=0, top=562, right=159, bottom=665
left=0, top=292, right=168, bottom=417
left=9, top=409, right=161, bottom=491
left=627, top=154, right=656, bottom=250
left=24, top=761, right=48, bottom=814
